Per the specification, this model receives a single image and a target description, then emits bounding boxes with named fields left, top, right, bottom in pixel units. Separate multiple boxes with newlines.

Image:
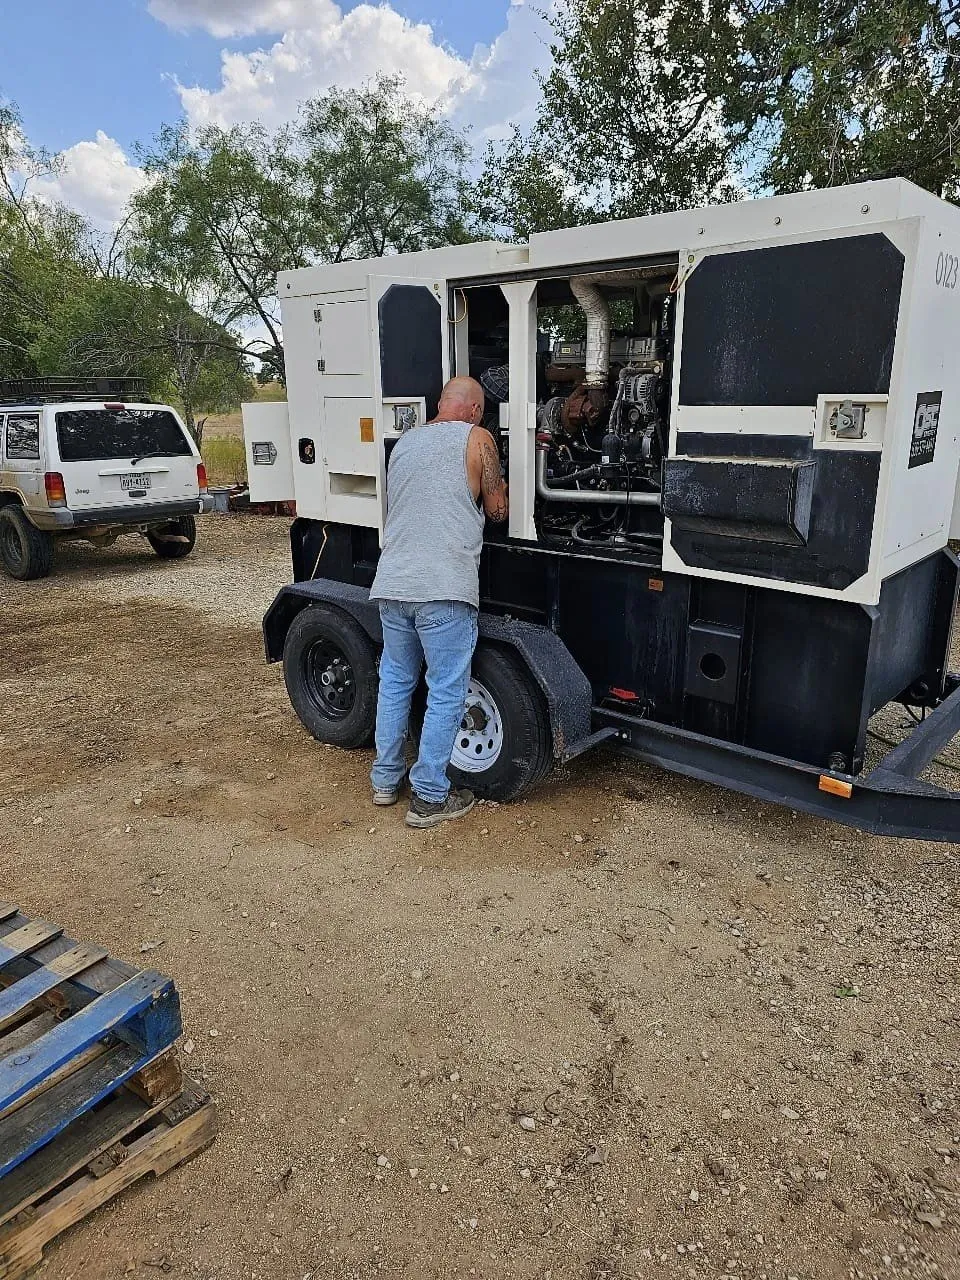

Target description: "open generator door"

left=661, top=227, right=911, bottom=606
left=367, top=276, right=448, bottom=533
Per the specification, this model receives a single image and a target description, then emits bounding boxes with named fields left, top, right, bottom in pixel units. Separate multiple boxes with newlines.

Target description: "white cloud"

left=171, top=2, right=474, bottom=131
left=33, top=131, right=148, bottom=230
left=453, top=1, right=554, bottom=145
left=152, top=0, right=551, bottom=145
left=148, top=0, right=325, bottom=39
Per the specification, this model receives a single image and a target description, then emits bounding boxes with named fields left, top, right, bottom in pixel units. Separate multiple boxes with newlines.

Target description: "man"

left=369, top=376, right=509, bottom=828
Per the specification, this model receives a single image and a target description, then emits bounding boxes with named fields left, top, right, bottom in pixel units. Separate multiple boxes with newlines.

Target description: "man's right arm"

left=476, top=428, right=508, bottom=523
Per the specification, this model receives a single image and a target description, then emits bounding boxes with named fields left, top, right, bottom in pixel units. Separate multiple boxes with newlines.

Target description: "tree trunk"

left=182, top=399, right=200, bottom=447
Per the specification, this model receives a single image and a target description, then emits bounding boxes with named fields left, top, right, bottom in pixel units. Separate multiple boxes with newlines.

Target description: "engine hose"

left=536, top=449, right=660, bottom=507
left=541, top=463, right=600, bottom=487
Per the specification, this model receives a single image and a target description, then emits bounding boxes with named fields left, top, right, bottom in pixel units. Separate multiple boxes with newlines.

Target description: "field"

left=1, top=515, right=958, bottom=1280
left=199, top=383, right=287, bottom=486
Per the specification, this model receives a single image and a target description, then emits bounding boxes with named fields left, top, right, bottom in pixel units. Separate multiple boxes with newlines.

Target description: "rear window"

left=55, top=409, right=192, bottom=462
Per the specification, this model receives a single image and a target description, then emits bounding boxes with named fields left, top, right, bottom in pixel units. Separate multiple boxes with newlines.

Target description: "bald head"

left=434, top=376, right=485, bottom=426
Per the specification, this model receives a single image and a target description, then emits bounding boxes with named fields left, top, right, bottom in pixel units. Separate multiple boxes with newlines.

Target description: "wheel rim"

left=0, top=520, right=23, bottom=569
left=302, top=638, right=356, bottom=720
left=451, top=678, right=503, bottom=772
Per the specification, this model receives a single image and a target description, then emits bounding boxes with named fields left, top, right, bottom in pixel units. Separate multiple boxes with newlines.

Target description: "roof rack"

left=0, top=376, right=150, bottom=406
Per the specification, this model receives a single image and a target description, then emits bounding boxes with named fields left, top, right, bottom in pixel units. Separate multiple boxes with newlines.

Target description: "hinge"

left=314, top=308, right=322, bottom=323
left=317, top=358, right=325, bottom=373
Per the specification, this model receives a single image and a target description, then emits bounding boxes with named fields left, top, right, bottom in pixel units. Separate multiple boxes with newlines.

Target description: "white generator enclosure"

left=251, top=180, right=960, bottom=837
left=251, top=179, right=960, bottom=608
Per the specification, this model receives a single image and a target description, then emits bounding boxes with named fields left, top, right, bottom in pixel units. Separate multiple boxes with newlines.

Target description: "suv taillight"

left=197, top=462, right=208, bottom=494
left=44, top=472, right=67, bottom=507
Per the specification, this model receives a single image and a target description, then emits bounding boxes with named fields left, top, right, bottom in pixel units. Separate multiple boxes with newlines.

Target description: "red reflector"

left=104, top=402, right=124, bottom=410
left=44, top=472, right=67, bottom=507
left=610, top=687, right=639, bottom=701
left=197, top=462, right=208, bottom=493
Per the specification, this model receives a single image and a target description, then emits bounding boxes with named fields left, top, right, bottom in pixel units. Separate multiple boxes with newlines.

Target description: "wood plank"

left=0, top=924, right=64, bottom=970
left=0, top=1043, right=145, bottom=1179
left=0, top=914, right=137, bottom=1008
left=0, top=1052, right=181, bottom=1218
left=0, top=909, right=18, bottom=925
left=0, top=946, right=108, bottom=1035
left=0, top=1013, right=59, bottom=1059
left=0, top=1045, right=108, bottom=1124
left=0, top=1084, right=217, bottom=1280
left=0, top=971, right=175, bottom=1116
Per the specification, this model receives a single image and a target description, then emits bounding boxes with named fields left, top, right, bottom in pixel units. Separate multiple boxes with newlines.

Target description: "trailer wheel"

left=0, top=506, right=53, bottom=580
left=147, top=515, right=197, bottom=559
left=415, top=642, right=553, bottom=802
left=283, top=604, right=378, bottom=749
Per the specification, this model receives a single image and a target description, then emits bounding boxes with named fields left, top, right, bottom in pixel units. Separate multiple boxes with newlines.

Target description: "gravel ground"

left=1, top=514, right=958, bottom=1280
left=0, top=513, right=291, bottom=624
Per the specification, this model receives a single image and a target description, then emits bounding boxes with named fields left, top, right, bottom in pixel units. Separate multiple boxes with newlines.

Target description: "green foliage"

left=128, top=75, right=478, bottom=377
left=0, top=100, right=251, bottom=440
left=481, top=0, right=960, bottom=240
left=300, top=75, right=476, bottom=259
left=480, top=0, right=739, bottom=238
left=725, top=0, right=960, bottom=198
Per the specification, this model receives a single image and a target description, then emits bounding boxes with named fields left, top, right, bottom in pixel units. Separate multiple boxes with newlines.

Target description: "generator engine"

left=534, top=278, right=671, bottom=549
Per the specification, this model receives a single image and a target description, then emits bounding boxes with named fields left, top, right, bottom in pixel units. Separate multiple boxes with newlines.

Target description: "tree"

left=479, top=0, right=739, bottom=239
left=0, top=100, right=251, bottom=431
left=481, top=0, right=959, bottom=244
left=128, top=75, right=478, bottom=378
left=723, top=0, right=960, bottom=198
left=130, top=119, right=309, bottom=377
left=300, top=75, right=476, bottom=259
left=49, top=285, right=250, bottom=445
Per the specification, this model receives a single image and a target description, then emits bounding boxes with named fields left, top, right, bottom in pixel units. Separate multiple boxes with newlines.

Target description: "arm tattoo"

left=479, top=435, right=508, bottom=523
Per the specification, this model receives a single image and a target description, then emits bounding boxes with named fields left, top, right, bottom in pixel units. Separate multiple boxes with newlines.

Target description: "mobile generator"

left=243, top=179, right=960, bottom=840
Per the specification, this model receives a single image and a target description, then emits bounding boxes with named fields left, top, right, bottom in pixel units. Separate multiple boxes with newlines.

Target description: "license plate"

left=121, top=473, right=151, bottom=491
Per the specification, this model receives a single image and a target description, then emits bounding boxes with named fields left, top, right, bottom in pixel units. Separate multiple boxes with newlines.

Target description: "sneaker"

left=372, top=774, right=406, bottom=807
left=405, top=787, right=476, bottom=829
left=372, top=786, right=401, bottom=806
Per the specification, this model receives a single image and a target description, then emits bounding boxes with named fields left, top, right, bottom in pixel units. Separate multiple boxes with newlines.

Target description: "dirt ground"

left=1, top=516, right=958, bottom=1280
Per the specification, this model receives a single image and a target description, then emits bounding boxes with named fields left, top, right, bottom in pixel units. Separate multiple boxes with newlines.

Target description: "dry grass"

left=202, top=435, right=247, bottom=486
left=202, top=381, right=286, bottom=442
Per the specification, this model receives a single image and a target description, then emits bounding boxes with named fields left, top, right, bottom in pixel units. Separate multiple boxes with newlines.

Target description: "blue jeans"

left=371, top=600, right=478, bottom=804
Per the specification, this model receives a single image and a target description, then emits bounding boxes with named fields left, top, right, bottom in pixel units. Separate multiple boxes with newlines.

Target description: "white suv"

left=0, top=379, right=210, bottom=580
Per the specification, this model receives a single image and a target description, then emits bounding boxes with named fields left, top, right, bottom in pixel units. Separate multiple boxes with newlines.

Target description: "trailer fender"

left=262, top=581, right=594, bottom=760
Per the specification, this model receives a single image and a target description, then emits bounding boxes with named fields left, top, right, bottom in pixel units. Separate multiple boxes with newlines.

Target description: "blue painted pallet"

left=0, top=905, right=182, bottom=1180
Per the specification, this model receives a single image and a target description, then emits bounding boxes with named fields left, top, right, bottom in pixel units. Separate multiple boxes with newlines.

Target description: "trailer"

left=243, top=179, right=960, bottom=840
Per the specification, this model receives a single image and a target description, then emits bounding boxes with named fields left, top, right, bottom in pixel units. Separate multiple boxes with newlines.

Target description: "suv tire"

left=0, top=506, right=54, bottom=580
left=147, top=515, right=197, bottom=559
left=283, top=604, right=378, bottom=749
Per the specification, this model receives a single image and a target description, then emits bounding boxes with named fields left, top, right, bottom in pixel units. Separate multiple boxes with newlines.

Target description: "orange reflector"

left=648, top=577, right=664, bottom=592
left=359, top=417, right=375, bottom=443
left=818, top=774, right=853, bottom=799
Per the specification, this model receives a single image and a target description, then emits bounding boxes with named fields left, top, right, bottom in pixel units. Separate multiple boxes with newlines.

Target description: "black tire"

left=0, top=506, right=54, bottom=580
left=283, top=604, right=378, bottom=749
left=147, top=515, right=197, bottom=559
left=414, top=642, right=553, bottom=802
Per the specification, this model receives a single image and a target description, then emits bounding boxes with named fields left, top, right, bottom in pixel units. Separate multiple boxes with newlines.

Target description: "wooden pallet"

left=0, top=1079, right=217, bottom=1280
left=0, top=905, right=215, bottom=1278
left=0, top=903, right=182, bottom=1179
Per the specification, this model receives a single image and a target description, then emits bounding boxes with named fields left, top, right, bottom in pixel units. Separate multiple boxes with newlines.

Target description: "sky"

left=0, top=0, right=554, bottom=228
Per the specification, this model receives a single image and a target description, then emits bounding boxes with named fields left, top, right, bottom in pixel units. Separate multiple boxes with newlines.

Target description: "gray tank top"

left=370, top=420, right=484, bottom=608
